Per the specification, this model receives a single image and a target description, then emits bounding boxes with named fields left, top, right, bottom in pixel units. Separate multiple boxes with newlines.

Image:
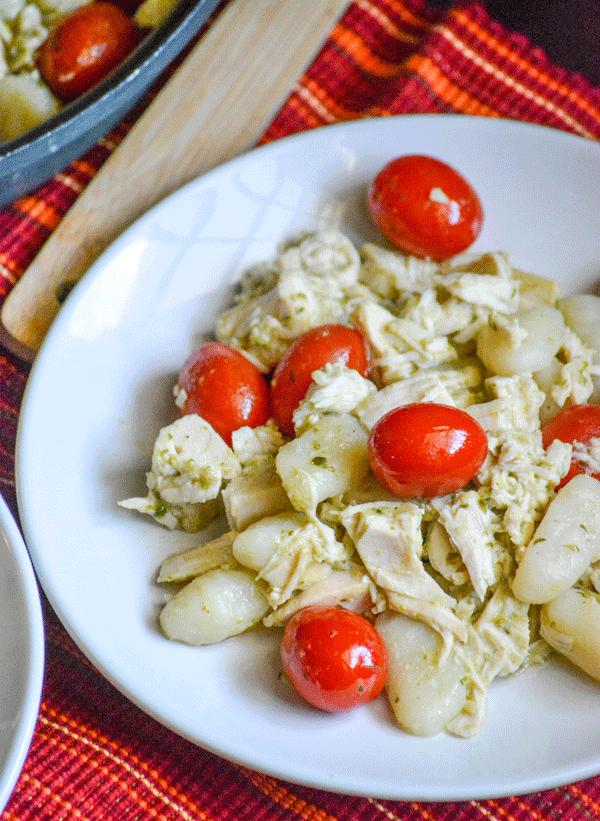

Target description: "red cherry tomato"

left=542, top=404, right=600, bottom=489
left=270, top=324, right=369, bottom=436
left=38, top=2, right=140, bottom=103
left=368, top=402, right=488, bottom=498
left=281, top=605, right=388, bottom=713
left=368, top=155, right=484, bottom=261
left=177, top=342, right=270, bottom=446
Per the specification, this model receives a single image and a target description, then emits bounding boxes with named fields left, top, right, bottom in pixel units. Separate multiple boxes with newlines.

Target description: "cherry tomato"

left=542, top=404, right=600, bottom=489
left=281, top=605, right=388, bottom=713
left=270, top=324, right=369, bottom=436
left=368, top=402, right=488, bottom=498
left=38, top=2, right=140, bottom=103
left=367, top=155, right=484, bottom=261
left=177, top=342, right=270, bottom=446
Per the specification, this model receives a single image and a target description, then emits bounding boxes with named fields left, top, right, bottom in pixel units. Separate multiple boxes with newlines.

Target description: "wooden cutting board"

left=1, top=0, right=349, bottom=359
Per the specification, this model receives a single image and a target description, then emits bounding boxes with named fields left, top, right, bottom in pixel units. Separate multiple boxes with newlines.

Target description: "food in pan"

left=0, top=0, right=174, bottom=141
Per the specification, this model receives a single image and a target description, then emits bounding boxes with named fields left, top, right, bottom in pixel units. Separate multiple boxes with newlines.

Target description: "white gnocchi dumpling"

left=222, top=458, right=291, bottom=532
left=375, top=610, right=469, bottom=736
left=558, top=293, right=600, bottom=352
left=159, top=568, right=269, bottom=645
left=512, top=474, right=600, bottom=604
left=476, top=303, right=565, bottom=376
left=541, top=587, right=600, bottom=681
left=558, top=293, right=600, bottom=402
left=232, top=511, right=308, bottom=571
left=275, top=413, right=370, bottom=513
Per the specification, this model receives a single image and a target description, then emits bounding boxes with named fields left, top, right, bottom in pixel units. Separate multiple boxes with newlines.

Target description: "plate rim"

left=0, top=495, right=44, bottom=813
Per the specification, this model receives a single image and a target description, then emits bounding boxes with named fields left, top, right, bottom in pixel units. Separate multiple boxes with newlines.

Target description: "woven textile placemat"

left=2, top=1, right=600, bottom=818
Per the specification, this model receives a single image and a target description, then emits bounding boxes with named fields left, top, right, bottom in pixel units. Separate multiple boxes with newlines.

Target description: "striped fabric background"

left=1, top=1, right=600, bottom=818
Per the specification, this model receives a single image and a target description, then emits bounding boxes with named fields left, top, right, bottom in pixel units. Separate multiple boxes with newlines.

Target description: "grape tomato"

left=177, top=342, right=270, bottom=446
left=270, top=323, right=369, bottom=436
left=368, top=402, right=488, bottom=498
left=368, top=155, right=484, bottom=261
left=542, top=404, right=600, bottom=489
left=38, top=2, right=140, bottom=103
left=280, top=605, right=388, bottom=713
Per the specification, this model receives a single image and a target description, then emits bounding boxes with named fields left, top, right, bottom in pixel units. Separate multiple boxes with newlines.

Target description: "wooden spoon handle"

left=1, top=0, right=348, bottom=357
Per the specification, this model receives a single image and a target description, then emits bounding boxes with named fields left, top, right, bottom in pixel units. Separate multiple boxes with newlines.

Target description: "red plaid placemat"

left=2, top=1, right=600, bottom=818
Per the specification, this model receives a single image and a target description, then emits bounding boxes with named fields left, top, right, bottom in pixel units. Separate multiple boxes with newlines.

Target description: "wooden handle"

left=1, top=0, right=348, bottom=357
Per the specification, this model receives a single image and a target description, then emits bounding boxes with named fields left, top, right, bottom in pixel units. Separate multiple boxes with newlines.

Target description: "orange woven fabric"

left=2, top=1, right=600, bottom=818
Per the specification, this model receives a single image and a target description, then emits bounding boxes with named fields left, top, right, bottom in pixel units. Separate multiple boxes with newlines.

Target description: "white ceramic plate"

left=16, top=115, right=600, bottom=801
left=0, top=496, right=44, bottom=812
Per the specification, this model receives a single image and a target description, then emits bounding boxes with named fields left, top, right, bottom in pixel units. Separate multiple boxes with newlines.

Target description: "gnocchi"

left=159, top=568, right=269, bottom=646
left=476, top=304, right=565, bottom=376
left=375, top=610, right=469, bottom=737
left=541, top=587, right=600, bottom=680
left=511, top=474, right=600, bottom=603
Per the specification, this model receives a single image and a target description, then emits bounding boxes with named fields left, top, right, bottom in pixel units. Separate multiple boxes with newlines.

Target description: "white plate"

left=0, top=496, right=44, bottom=812
left=16, top=115, right=600, bottom=801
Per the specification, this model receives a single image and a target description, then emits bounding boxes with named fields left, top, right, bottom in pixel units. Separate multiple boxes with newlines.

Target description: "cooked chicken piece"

left=443, top=272, right=520, bottom=314
left=119, top=414, right=240, bottom=531
left=437, top=491, right=500, bottom=601
left=356, top=364, right=482, bottom=430
left=359, top=242, right=438, bottom=298
left=263, top=566, right=378, bottom=627
left=231, top=423, right=287, bottom=465
left=292, top=362, right=376, bottom=435
left=340, top=502, right=467, bottom=641
left=157, top=531, right=236, bottom=583
left=223, top=457, right=291, bottom=532
left=232, top=511, right=350, bottom=607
